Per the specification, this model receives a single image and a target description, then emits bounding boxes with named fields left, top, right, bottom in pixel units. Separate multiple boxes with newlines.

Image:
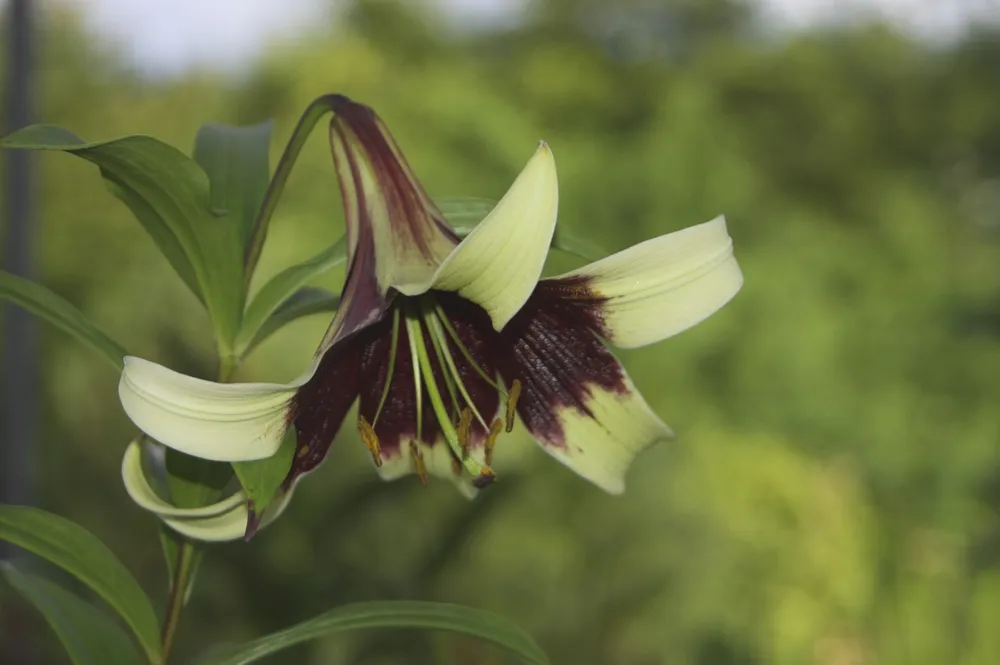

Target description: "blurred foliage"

left=2, top=0, right=1000, bottom=663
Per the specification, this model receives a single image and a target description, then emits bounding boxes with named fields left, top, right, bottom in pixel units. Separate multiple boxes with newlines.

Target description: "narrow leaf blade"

left=236, top=237, right=346, bottom=353
left=0, top=506, right=162, bottom=663
left=0, top=270, right=127, bottom=371
left=2, top=124, right=245, bottom=346
left=193, top=122, right=273, bottom=251
left=1, top=564, right=147, bottom=665
left=200, top=600, right=550, bottom=665
left=239, top=286, right=340, bottom=358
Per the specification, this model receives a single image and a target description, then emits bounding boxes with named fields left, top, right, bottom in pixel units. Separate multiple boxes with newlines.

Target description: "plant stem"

left=158, top=354, right=239, bottom=664
left=159, top=540, right=196, bottom=663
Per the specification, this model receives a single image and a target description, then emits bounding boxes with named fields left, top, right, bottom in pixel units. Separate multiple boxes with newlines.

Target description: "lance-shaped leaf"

left=236, top=237, right=346, bottom=355
left=0, top=270, right=127, bottom=371
left=1, top=124, right=245, bottom=347
left=231, top=429, right=297, bottom=523
left=0, top=506, right=162, bottom=664
left=198, top=601, right=550, bottom=665
left=439, top=197, right=605, bottom=262
left=239, top=287, right=340, bottom=358
left=1, top=564, right=147, bottom=665
left=193, top=121, right=273, bottom=252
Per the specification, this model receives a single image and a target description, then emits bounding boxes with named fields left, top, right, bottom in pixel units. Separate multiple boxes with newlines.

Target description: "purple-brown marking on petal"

left=435, top=291, right=502, bottom=447
left=330, top=97, right=458, bottom=259
left=497, top=279, right=628, bottom=448
left=284, top=334, right=365, bottom=488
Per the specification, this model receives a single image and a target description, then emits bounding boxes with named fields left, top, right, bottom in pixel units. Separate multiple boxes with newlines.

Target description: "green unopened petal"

left=560, top=215, right=742, bottom=349
left=120, top=441, right=243, bottom=517
left=538, top=382, right=672, bottom=494
left=431, top=143, right=558, bottom=330
left=162, top=488, right=294, bottom=542
left=118, top=356, right=301, bottom=462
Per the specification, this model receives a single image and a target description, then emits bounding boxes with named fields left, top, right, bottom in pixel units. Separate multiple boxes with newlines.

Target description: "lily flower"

left=118, top=95, right=742, bottom=539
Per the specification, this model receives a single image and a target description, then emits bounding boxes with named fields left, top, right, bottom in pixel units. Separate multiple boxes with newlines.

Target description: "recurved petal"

left=120, top=440, right=243, bottom=517
left=431, top=143, right=559, bottom=330
left=499, top=283, right=672, bottom=493
left=118, top=356, right=304, bottom=462
left=162, top=488, right=295, bottom=543
left=555, top=215, right=742, bottom=349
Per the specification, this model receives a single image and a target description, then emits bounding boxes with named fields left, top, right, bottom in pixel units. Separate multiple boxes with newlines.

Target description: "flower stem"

left=159, top=540, right=196, bottom=663
left=159, top=355, right=239, bottom=664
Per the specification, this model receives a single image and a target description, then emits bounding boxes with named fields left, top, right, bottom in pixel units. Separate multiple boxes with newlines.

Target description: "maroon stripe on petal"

left=331, top=97, right=458, bottom=256
left=285, top=335, right=365, bottom=487
left=497, top=280, right=627, bottom=448
left=435, top=291, right=501, bottom=445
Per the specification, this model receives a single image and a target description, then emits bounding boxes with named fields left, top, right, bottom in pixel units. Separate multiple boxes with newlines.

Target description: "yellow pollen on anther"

left=457, top=407, right=473, bottom=458
left=357, top=416, right=383, bottom=468
left=409, top=441, right=428, bottom=485
left=505, top=379, right=522, bottom=433
left=484, top=418, right=503, bottom=465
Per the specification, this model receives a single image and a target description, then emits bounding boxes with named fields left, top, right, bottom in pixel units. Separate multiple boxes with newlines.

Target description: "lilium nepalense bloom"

left=118, top=95, right=743, bottom=541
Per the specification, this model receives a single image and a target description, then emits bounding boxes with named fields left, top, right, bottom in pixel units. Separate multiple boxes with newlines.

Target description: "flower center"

left=356, top=293, right=520, bottom=488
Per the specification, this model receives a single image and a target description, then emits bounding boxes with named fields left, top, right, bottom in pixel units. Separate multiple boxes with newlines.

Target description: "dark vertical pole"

left=0, top=0, right=38, bottom=521
left=1, top=1, right=41, bottom=662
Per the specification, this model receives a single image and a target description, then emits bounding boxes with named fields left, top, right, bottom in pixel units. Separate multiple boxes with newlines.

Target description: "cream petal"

left=118, top=356, right=310, bottom=462
left=534, top=380, right=672, bottom=494
left=557, top=215, right=743, bottom=349
left=120, top=441, right=243, bottom=517
left=162, top=488, right=295, bottom=543
left=429, top=143, right=559, bottom=330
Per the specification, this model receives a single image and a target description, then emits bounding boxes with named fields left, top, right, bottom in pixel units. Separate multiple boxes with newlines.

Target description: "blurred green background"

left=2, top=0, right=1000, bottom=663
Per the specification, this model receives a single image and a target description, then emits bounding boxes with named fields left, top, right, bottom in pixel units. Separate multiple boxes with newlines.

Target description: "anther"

left=296, top=444, right=310, bottom=459
left=409, top=441, right=428, bottom=485
left=505, top=379, right=522, bottom=433
left=484, top=419, right=503, bottom=466
left=450, top=455, right=463, bottom=476
left=457, top=407, right=473, bottom=459
left=473, top=467, right=496, bottom=489
left=358, top=416, right=383, bottom=468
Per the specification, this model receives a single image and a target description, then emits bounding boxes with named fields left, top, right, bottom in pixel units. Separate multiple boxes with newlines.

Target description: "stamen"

left=450, top=455, right=463, bottom=476
left=484, top=418, right=503, bottom=466
left=372, top=308, right=401, bottom=426
left=405, top=314, right=491, bottom=479
left=405, top=310, right=423, bottom=442
left=358, top=415, right=383, bottom=467
left=424, top=304, right=487, bottom=429
left=409, top=441, right=428, bottom=485
left=424, top=308, right=462, bottom=417
left=434, top=303, right=504, bottom=394
left=457, top=407, right=473, bottom=458
left=505, top=379, right=522, bottom=433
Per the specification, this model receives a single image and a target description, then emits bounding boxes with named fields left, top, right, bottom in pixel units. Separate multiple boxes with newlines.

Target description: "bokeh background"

left=2, top=0, right=1000, bottom=663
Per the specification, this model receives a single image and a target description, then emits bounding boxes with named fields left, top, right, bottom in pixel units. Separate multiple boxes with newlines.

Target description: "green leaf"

left=1, top=124, right=246, bottom=347
left=0, top=506, right=162, bottom=664
left=199, top=600, right=550, bottom=665
left=0, top=270, right=127, bottom=371
left=1, top=563, right=146, bottom=665
left=438, top=197, right=496, bottom=228
left=438, top=197, right=606, bottom=262
left=551, top=226, right=606, bottom=263
left=239, top=286, right=340, bottom=358
left=236, top=237, right=346, bottom=354
left=193, top=122, right=273, bottom=252
left=231, top=430, right=296, bottom=517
